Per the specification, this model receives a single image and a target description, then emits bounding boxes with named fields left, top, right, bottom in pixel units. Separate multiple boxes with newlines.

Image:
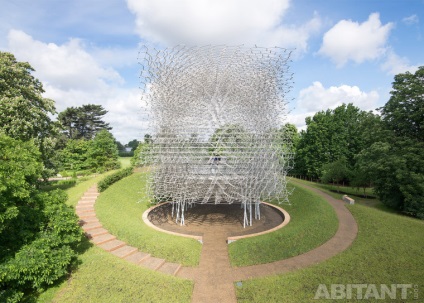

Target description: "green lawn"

left=293, top=178, right=385, bottom=209
left=118, top=156, right=132, bottom=168
left=228, top=182, right=339, bottom=266
left=37, top=172, right=193, bottom=303
left=236, top=194, right=424, bottom=302
left=95, top=172, right=202, bottom=266
left=40, top=244, right=192, bottom=303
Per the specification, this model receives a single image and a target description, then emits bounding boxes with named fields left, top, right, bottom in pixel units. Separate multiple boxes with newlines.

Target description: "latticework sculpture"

left=139, top=45, right=294, bottom=227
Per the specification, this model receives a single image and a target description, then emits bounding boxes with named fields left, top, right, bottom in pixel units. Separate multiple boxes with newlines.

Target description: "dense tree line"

left=0, top=52, right=83, bottom=302
left=293, top=67, right=424, bottom=219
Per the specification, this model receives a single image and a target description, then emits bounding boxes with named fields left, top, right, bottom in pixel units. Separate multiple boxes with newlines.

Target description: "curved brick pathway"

left=76, top=185, right=182, bottom=276
left=76, top=181, right=358, bottom=303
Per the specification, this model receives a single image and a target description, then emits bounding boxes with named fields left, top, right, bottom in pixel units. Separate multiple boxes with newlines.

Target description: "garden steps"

left=90, top=233, right=116, bottom=245
left=157, top=262, right=182, bottom=276
left=111, top=245, right=138, bottom=259
left=98, top=239, right=126, bottom=252
left=81, top=222, right=102, bottom=231
left=84, top=227, right=108, bottom=237
left=76, top=212, right=96, bottom=219
left=124, top=251, right=151, bottom=264
left=79, top=217, right=99, bottom=224
left=75, top=184, right=184, bottom=277
left=139, top=256, right=166, bottom=271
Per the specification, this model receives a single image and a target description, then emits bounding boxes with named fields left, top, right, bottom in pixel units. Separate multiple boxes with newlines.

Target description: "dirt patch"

left=147, top=202, right=285, bottom=237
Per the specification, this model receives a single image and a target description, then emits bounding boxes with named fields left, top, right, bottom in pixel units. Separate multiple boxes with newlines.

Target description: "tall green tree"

left=126, top=139, right=140, bottom=151
left=0, top=135, right=82, bottom=302
left=295, top=103, right=373, bottom=179
left=360, top=67, right=424, bottom=218
left=58, top=104, right=111, bottom=140
left=0, top=52, right=59, bottom=177
left=85, top=130, right=120, bottom=172
left=320, top=157, right=350, bottom=191
left=57, top=139, right=90, bottom=172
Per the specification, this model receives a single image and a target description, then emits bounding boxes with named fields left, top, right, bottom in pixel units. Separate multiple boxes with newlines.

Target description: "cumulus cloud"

left=381, top=50, right=420, bottom=75
left=7, top=29, right=123, bottom=91
left=297, top=81, right=380, bottom=112
left=318, top=13, right=393, bottom=67
left=126, top=0, right=321, bottom=53
left=7, top=30, right=146, bottom=143
left=402, top=14, right=419, bottom=25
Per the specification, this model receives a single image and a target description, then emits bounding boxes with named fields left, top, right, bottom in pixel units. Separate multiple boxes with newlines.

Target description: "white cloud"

left=297, top=81, right=380, bottom=112
left=402, top=14, right=419, bottom=25
left=6, top=30, right=147, bottom=143
left=7, top=29, right=123, bottom=91
left=381, top=50, right=420, bottom=75
left=126, top=0, right=321, bottom=53
left=318, top=13, right=393, bottom=67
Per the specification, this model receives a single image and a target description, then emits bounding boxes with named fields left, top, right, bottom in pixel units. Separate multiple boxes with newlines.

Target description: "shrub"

left=0, top=135, right=82, bottom=302
left=97, top=167, right=133, bottom=192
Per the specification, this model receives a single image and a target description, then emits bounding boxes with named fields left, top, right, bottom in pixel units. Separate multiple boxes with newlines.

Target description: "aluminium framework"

left=139, top=45, right=294, bottom=227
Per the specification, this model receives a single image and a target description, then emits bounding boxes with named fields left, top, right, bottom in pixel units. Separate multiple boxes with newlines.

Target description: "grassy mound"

left=236, top=197, right=424, bottom=302
left=228, top=182, right=339, bottom=266
left=95, top=172, right=202, bottom=266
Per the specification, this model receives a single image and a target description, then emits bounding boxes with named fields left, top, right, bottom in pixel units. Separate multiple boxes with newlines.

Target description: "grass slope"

left=50, top=245, right=192, bottom=303
left=236, top=200, right=424, bottom=302
left=37, top=171, right=193, bottom=303
left=95, top=172, right=202, bottom=266
left=228, top=183, right=339, bottom=266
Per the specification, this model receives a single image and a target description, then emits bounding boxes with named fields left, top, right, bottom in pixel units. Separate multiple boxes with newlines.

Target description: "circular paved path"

left=76, top=180, right=358, bottom=303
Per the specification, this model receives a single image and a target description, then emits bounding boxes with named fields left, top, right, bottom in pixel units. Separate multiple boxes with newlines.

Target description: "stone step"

left=80, top=197, right=98, bottom=201
left=85, top=227, right=108, bottom=237
left=157, top=262, right=182, bottom=276
left=111, top=245, right=138, bottom=259
left=98, top=239, right=126, bottom=252
left=76, top=205, right=95, bottom=211
left=83, top=193, right=99, bottom=196
left=76, top=208, right=95, bottom=214
left=82, top=222, right=102, bottom=231
left=77, top=201, right=95, bottom=207
left=77, top=212, right=96, bottom=219
left=124, top=251, right=151, bottom=265
left=139, top=257, right=166, bottom=271
left=91, top=233, right=116, bottom=245
left=79, top=217, right=99, bottom=224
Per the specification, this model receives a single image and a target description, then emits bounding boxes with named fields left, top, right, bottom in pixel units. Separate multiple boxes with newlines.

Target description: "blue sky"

left=1, top=0, right=423, bottom=143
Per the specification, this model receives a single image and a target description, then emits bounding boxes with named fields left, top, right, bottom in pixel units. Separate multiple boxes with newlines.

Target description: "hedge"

left=97, top=167, right=133, bottom=192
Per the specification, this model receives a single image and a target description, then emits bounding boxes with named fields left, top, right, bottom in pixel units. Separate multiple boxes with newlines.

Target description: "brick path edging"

left=76, top=185, right=182, bottom=276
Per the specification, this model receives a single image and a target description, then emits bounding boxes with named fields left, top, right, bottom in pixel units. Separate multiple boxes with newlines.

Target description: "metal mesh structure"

left=139, top=45, right=294, bottom=227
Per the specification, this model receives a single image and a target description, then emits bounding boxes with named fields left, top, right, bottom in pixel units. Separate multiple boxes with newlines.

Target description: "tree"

left=57, top=139, right=90, bottom=172
left=131, top=142, right=151, bottom=167
left=320, top=158, right=350, bottom=192
left=0, top=134, right=82, bottom=302
left=0, top=52, right=59, bottom=177
left=381, top=66, right=424, bottom=142
left=85, top=130, right=120, bottom=172
left=359, top=67, right=424, bottom=218
left=126, top=139, right=140, bottom=151
left=295, top=104, right=372, bottom=179
left=58, top=104, right=111, bottom=140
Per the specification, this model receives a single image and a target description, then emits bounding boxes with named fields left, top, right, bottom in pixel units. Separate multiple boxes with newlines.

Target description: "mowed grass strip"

left=95, top=172, right=202, bottom=266
left=52, top=244, right=192, bottom=303
left=228, top=183, right=339, bottom=266
left=38, top=171, right=193, bottom=303
left=236, top=202, right=424, bottom=302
